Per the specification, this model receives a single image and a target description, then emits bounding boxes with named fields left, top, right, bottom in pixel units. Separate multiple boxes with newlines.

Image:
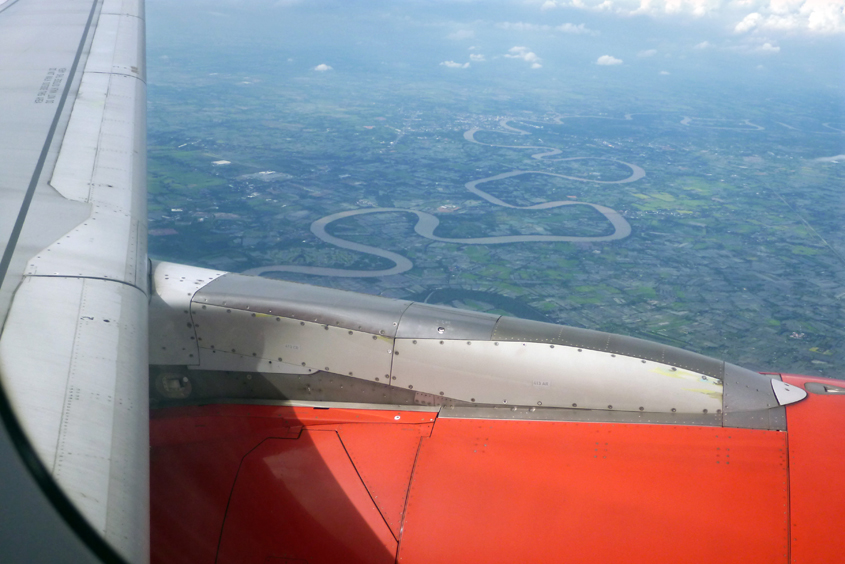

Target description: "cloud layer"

left=540, top=0, right=844, bottom=35
left=597, top=54, right=623, bottom=65
left=506, top=46, right=543, bottom=68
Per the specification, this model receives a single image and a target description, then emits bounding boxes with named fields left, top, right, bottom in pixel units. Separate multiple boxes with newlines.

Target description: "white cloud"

left=505, top=46, right=543, bottom=64
left=638, top=48, right=658, bottom=57
left=694, top=40, right=711, bottom=48
left=735, top=11, right=763, bottom=32
left=559, top=0, right=844, bottom=35
left=531, top=62, right=543, bottom=68
left=557, top=22, right=594, bottom=33
left=470, top=53, right=486, bottom=62
left=497, top=21, right=595, bottom=34
left=660, top=70, right=671, bottom=74
left=448, top=29, right=475, bottom=40
left=313, top=64, right=333, bottom=72
left=756, top=41, right=781, bottom=52
left=440, top=60, right=470, bottom=68
left=597, top=54, right=623, bottom=65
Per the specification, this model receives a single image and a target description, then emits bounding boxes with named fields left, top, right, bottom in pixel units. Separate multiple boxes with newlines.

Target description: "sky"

left=148, top=0, right=844, bottom=104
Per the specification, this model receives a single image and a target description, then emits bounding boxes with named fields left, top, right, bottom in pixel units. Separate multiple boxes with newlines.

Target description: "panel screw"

left=608, top=405, right=613, bottom=409
left=671, top=408, right=677, bottom=413
left=471, top=398, right=475, bottom=402
left=703, top=409, right=708, bottom=414
left=439, top=392, right=444, bottom=396
left=537, top=401, right=543, bottom=406
left=572, top=403, right=577, bottom=407
left=413, top=340, right=417, bottom=344
left=349, top=331, right=353, bottom=335
left=408, top=385, right=413, bottom=389
left=639, top=406, right=644, bottom=411
left=437, top=327, right=445, bottom=334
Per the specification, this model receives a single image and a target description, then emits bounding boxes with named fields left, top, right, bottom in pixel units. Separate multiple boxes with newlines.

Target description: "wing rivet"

left=471, top=398, right=476, bottom=402
left=372, top=335, right=378, bottom=340
left=413, top=340, right=417, bottom=344
left=572, top=403, right=577, bottom=407
left=608, top=405, right=613, bottom=409
left=439, top=391, right=445, bottom=396
left=671, top=408, right=677, bottom=413
left=408, top=385, right=413, bottom=389
left=703, top=409, right=708, bottom=414
left=639, top=406, right=644, bottom=411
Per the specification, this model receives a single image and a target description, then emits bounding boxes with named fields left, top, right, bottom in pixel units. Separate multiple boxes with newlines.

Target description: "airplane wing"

left=0, top=0, right=147, bottom=561
left=2, top=2, right=845, bottom=564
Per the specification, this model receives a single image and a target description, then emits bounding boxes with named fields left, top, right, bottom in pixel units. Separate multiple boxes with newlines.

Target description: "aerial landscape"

left=145, top=0, right=844, bottom=377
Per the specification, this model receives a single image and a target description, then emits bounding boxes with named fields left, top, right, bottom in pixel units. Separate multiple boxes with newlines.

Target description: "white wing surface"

left=0, top=0, right=148, bottom=561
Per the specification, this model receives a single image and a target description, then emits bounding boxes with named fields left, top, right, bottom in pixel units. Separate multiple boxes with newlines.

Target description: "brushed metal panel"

left=492, top=316, right=725, bottom=378
left=191, top=304, right=395, bottom=384
left=28, top=72, right=147, bottom=287
left=0, top=276, right=148, bottom=563
left=150, top=367, right=421, bottom=407
left=0, top=0, right=100, bottom=322
left=83, top=10, right=145, bottom=79
left=440, top=405, right=722, bottom=425
left=50, top=72, right=109, bottom=201
left=391, top=339, right=722, bottom=413
left=396, top=302, right=499, bottom=340
left=194, top=273, right=411, bottom=337
left=771, top=379, right=807, bottom=406
left=148, top=260, right=225, bottom=365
